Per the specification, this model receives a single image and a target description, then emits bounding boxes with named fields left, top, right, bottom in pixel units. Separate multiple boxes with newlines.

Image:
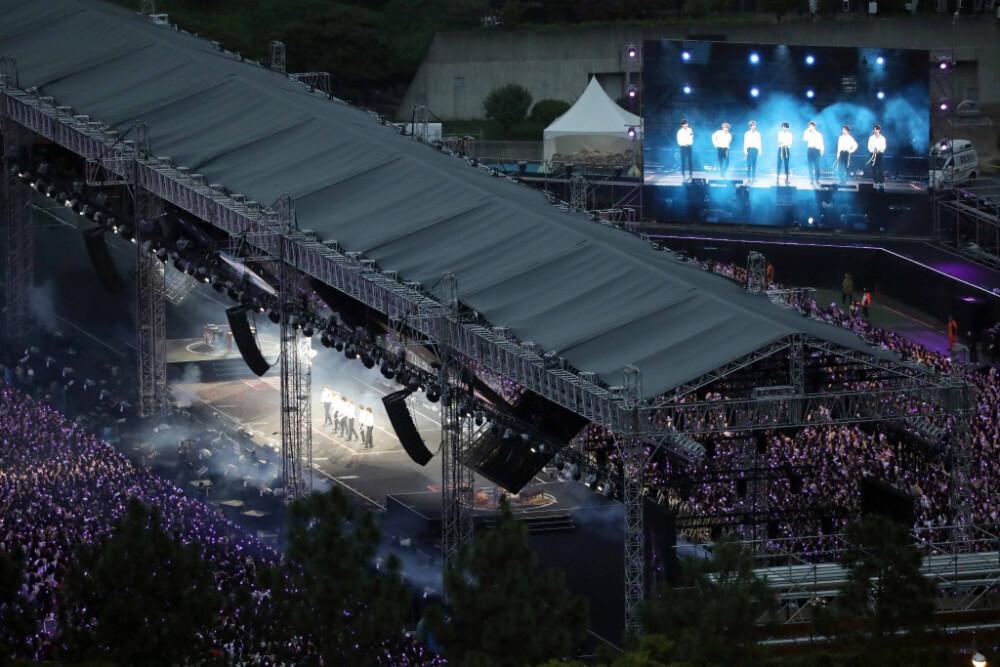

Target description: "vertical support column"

left=1, top=75, right=34, bottom=344
left=275, top=199, right=312, bottom=502
left=746, top=251, right=766, bottom=293
left=135, top=175, right=167, bottom=420
left=621, top=364, right=645, bottom=635
left=438, top=270, right=475, bottom=577
left=269, top=41, right=286, bottom=74
left=440, top=364, right=475, bottom=574
left=948, top=406, right=973, bottom=545
left=788, top=334, right=804, bottom=426
left=570, top=174, right=587, bottom=212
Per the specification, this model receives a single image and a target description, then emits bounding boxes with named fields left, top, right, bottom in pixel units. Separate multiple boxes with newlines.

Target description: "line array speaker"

left=225, top=306, right=271, bottom=377
left=83, top=228, right=126, bottom=294
left=382, top=389, right=433, bottom=466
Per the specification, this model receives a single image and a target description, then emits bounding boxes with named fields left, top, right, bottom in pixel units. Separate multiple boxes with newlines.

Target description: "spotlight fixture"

left=627, top=84, right=638, bottom=99
left=301, top=323, right=314, bottom=338
left=380, top=360, right=396, bottom=379
left=425, top=384, right=441, bottom=403
left=876, top=90, right=885, bottom=100
left=682, top=85, right=692, bottom=95
left=875, top=55, right=885, bottom=66
left=344, top=344, right=357, bottom=360
left=155, top=247, right=169, bottom=263
left=681, top=50, right=691, bottom=61
left=750, top=87, right=760, bottom=98
left=749, top=52, right=760, bottom=65
left=805, top=89, right=815, bottom=99
left=268, top=309, right=281, bottom=324
left=627, top=126, right=636, bottom=139
left=626, top=44, right=638, bottom=59
left=805, top=54, right=815, bottom=65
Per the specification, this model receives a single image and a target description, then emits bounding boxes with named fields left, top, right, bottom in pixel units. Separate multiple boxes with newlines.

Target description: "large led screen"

left=641, top=40, right=930, bottom=234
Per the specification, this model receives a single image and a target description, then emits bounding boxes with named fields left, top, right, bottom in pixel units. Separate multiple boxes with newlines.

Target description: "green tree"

left=640, top=535, right=778, bottom=666
left=428, top=499, right=588, bottom=666
left=484, top=83, right=534, bottom=133
left=817, top=514, right=936, bottom=660
left=529, top=99, right=572, bottom=126
left=57, top=499, right=221, bottom=666
left=260, top=487, right=411, bottom=666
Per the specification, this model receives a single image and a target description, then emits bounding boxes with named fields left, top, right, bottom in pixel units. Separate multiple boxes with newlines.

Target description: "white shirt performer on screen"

left=711, top=122, right=732, bottom=178
left=677, top=118, right=694, bottom=181
left=867, top=124, right=887, bottom=189
left=802, top=121, right=825, bottom=186
left=776, top=122, right=793, bottom=185
left=743, top=120, right=762, bottom=184
left=835, top=125, right=858, bottom=184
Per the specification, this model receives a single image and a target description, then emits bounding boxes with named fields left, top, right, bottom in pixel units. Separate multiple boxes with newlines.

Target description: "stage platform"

left=643, top=174, right=930, bottom=235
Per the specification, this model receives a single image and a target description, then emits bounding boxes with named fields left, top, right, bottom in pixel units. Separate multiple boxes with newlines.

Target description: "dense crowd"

left=574, top=260, right=997, bottom=557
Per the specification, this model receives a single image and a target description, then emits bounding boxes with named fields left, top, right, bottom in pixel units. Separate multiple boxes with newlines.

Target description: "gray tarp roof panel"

left=0, top=0, right=904, bottom=399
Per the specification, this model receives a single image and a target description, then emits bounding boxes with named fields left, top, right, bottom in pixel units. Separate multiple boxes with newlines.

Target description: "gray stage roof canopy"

left=0, top=0, right=900, bottom=400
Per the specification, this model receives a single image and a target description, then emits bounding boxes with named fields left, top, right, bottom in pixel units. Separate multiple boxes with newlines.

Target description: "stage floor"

left=645, top=170, right=925, bottom=194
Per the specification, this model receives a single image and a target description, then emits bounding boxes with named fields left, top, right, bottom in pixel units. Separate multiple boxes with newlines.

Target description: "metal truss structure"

left=570, top=174, right=588, bottom=212
left=747, top=250, right=766, bottom=293
left=288, top=72, right=330, bottom=97
left=269, top=41, right=286, bottom=74
left=440, top=365, right=476, bottom=573
left=936, top=181, right=1000, bottom=269
left=277, top=195, right=312, bottom=502
left=136, top=188, right=167, bottom=420
left=1, top=111, right=32, bottom=343
left=1, top=82, right=983, bottom=634
left=748, top=524, right=1000, bottom=631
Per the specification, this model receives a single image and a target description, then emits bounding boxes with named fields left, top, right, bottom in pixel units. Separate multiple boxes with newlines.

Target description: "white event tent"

left=542, top=77, right=643, bottom=162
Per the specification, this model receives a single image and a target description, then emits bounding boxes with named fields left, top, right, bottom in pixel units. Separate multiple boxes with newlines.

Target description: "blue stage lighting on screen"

left=805, top=89, right=815, bottom=99
left=682, top=51, right=691, bottom=61
left=876, top=90, right=885, bottom=100
left=750, top=87, right=760, bottom=98
left=875, top=55, right=885, bottom=66
left=683, top=85, right=692, bottom=94
left=805, top=55, right=815, bottom=65
left=749, top=52, right=760, bottom=65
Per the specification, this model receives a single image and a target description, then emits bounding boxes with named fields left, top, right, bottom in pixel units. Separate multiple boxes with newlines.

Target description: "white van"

left=929, top=139, right=978, bottom=190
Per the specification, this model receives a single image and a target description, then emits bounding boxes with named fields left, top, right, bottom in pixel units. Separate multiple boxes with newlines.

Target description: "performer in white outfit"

left=802, top=121, right=825, bottom=185
left=835, top=125, right=858, bottom=185
left=677, top=119, right=694, bottom=181
left=743, top=120, right=762, bottom=184
left=776, top=122, right=793, bottom=185
left=867, top=124, right=887, bottom=189
left=711, top=122, right=733, bottom=178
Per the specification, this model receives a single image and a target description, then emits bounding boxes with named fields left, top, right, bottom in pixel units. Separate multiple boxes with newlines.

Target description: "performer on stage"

left=743, top=120, right=761, bottom=184
left=835, top=125, right=858, bottom=185
left=803, top=121, right=825, bottom=186
left=677, top=119, right=694, bottom=181
left=711, top=122, right=732, bottom=178
left=321, top=384, right=334, bottom=426
left=867, top=125, right=887, bottom=189
left=776, top=122, right=793, bottom=185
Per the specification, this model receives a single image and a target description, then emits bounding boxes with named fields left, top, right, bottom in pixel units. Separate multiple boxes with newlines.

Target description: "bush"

left=509, top=119, right=547, bottom=140
left=484, top=83, right=533, bottom=132
left=529, top=99, right=571, bottom=126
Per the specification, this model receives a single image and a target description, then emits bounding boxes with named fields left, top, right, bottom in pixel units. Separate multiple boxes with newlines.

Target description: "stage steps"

left=484, top=509, right=576, bottom=534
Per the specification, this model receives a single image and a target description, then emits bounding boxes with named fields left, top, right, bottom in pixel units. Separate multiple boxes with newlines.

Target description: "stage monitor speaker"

left=860, top=477, right=915, bottom=526
left=952, top=295, right=990, bottom=337
left=83, top=228, right=127, bottom=294
left=383, top=389, right=433, bottom=466
left=225, top=306, right=271, bottom=377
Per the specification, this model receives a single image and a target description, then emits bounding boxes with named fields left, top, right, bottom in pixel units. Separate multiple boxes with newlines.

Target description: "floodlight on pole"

left=972, top=651, right=987, bottom=667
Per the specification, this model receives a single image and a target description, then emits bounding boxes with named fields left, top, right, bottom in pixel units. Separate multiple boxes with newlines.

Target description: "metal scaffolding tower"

left=277, top=195, right=312, bottom=501
left=1, top=58, right=32, bottom=344
left=136, top=188, right=167, bottom=421
left=570, top=174, right=587, bottom=212
left=619, top=364, right=645, bottom=635
left=269, top=41, right=286, bottom=74
left=746, top=250, right=767, bottom=293
left=440, top=367, right=475, bottom=571
left=439, top=272, right=475, bottom=572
